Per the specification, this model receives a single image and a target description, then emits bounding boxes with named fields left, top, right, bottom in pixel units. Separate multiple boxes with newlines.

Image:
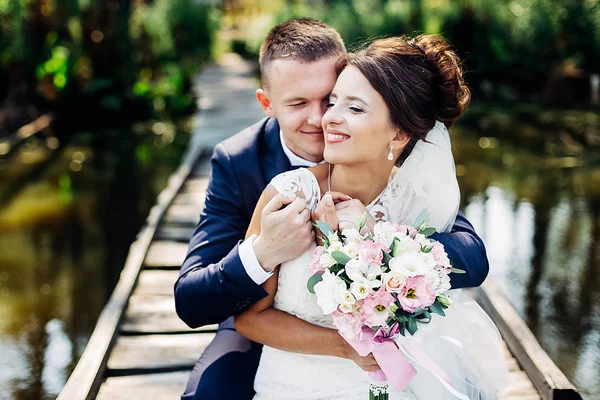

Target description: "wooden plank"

left=154, top=225, right=195, bottom=242
left=163, top=204, right=200, bottom=226
left=499, top=370, right=539, bottom=397
left=96, top=371, right=190, bottom=400
left=121, top=293, right=218, bottom=334
left=107, top=333, right=215, bottom=373
left=475, top=281, right=582, bottom=400
left=58, top=154, right=206, bottom=400
left=144, top=241, right=189, bottom=269
left=132, top=270, right=179, bottom=296
left=180, top=177, right=209, bottom=193
left=172, top=192, right=206, bottom=206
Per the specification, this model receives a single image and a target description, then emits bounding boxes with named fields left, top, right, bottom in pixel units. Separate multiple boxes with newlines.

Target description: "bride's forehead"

left=333, top=68, right=382, bottom=103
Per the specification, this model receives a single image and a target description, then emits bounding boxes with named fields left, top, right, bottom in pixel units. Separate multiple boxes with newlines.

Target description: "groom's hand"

left=253, top=194, right=313, bottom=272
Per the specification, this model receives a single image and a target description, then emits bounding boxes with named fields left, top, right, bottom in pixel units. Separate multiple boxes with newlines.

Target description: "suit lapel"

left=262, top=118, right=291, bottom=183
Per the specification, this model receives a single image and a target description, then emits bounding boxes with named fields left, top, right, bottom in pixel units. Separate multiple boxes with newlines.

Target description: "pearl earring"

left=387, top=144, right=394, bottom=161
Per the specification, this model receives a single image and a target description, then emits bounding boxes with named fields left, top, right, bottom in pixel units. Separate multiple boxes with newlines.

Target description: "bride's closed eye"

left=348, top=104, right=365, bottom=114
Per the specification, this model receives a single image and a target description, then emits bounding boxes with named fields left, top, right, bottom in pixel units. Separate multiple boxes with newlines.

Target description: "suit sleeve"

left=429, top=211, right=489, bottom=289
left=174, top=144, right=269, bottom=328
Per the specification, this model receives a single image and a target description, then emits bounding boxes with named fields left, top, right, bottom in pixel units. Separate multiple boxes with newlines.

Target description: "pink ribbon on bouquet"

left=342, top=324, right=454, bottom=393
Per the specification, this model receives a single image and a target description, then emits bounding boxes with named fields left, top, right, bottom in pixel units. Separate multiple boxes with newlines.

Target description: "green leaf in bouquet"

left=407, top=317, right=418, bottom=336
left=331, top=251, right=351, bottom=265
left=358, top=212, right=367, bottom=233
left=421, top=244, right=433, bottom=253
left=330, top=264, right=343, bottom=275
left=451, top=267, right=466, bottom=274
left=429, top=301, right=446, bottom=316
left=315, top=220, right=335, bottom=238
left=399, top=323, right=406, bottom=336
left=382, top=250, right=392, bottom=265
left=420, top=227, right=437, bottom=237
left=413, top=307, right=427, bottom=316
left=307, top=273, right=324, bottom=294
left=394, top=315, right=409, bottom=323
left=417, top=310, right=432, bottom=322
left=414, top=209, right=428, bottom=228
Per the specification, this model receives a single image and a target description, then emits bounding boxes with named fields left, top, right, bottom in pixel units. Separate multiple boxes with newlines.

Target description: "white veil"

left=388, top=121, right=460, bottom=233
left=387, top=122, right=509, bottom=399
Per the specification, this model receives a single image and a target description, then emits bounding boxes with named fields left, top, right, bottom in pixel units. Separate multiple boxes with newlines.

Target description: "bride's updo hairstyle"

left=335, top=34, right=470, bottom=165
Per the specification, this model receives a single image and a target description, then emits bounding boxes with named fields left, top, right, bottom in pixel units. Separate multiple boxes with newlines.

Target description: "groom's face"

left=257, top=56, right=339, bottom=163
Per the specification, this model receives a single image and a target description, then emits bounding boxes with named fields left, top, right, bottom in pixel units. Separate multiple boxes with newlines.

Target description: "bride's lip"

left=326, top=129, right=350, bottom=144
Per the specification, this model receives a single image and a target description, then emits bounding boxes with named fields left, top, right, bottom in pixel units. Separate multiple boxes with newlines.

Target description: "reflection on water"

left=0, top=121, right=189, bottom=400
left=453, top=118, right=600, bottom=399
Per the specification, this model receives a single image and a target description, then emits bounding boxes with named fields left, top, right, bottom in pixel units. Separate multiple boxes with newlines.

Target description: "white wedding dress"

left=253, top=123, right=508, bottom=400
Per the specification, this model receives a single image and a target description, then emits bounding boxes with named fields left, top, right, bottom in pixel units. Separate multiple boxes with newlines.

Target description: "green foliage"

left=234, top=0, right=600, bottom=102
left=0, top=0, right=220, bottom=130
left=307, top=272, right=323, bottom=294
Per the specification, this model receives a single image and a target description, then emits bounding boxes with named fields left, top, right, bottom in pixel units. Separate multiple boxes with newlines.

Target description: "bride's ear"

left=392, top=131, right=411, bottom=151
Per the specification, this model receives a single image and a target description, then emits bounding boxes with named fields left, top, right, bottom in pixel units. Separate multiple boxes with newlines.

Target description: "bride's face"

left=322, top=66, right=401, bottom=166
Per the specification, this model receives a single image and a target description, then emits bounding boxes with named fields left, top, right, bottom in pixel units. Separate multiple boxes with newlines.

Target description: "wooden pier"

left=57, top=54, right=582, bottom=400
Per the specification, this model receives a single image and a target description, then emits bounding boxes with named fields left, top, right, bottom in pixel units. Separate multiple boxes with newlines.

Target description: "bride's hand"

left=342, top=340, right=380, bottom=372
left=335, top=199, right=376, bottom=235
left=311, top=191, right=351, bottom=234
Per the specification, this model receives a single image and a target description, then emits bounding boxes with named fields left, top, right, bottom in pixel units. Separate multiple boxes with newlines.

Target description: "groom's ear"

left=256, top=89, right=276, bottom=118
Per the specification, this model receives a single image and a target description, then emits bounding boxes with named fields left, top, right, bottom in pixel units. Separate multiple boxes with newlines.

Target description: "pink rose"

left=359, top=288, right=395, bottom=328
left=382, top=272, right=406, bottom=293
left=308, top=246, right=326, bottom=274
left=332, top=310, right=363, bottom=340
left=399, top=276, right=436, bottom=313
left=359, top=240, right=387, bottom=266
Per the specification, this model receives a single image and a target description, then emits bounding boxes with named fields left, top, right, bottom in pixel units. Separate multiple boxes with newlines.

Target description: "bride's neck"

left=329, top=162, right=394, bottom=206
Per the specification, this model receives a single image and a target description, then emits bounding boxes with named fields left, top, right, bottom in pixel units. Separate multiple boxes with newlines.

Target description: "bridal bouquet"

left=307, top=211, right=464, bottom=400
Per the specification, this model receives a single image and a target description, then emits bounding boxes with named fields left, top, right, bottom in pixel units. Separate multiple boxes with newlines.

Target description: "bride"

left=235, top=34, right=507, bottom=399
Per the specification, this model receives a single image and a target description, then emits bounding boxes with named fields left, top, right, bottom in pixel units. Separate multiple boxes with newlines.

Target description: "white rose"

left=382, top=272, right=406, bottom=293
left=342, top=228, right=362, bottom=244
left=391, top=236, right=421, bottom=257
left=350, top=280, right=371, bottom=300
left=319, top=253, right=336, bottom=269
left=345, top=259, right=368, bottom=281
left=367, top=264, right=383, bottom=279
left=339, top=303, right=355, bottom=314
left=313, top=271, right=346, bottom=314
left=420, top=253, right=437, bottom=269
left=342, top=243, right=360, bottom=259
left=334, top=289, right=356, bottom=306
left=389, top=252, right=428, bottom=278
left=327, top=241, right=343, bottom=253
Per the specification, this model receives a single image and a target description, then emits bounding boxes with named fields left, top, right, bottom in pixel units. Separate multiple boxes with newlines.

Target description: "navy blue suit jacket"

left=175, top=117, right=489, bottom=399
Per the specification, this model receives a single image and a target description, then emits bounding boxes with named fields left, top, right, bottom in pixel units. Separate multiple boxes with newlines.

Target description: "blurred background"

left=0, top=0, right=598, bottom=399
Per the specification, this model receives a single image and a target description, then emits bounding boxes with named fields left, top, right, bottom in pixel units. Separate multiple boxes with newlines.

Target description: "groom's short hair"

left=259, top=18, right=346, bottom=88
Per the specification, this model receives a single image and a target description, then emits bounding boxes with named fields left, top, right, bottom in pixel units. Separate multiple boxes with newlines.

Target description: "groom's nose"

left=306, top=102, right=325, bottom=128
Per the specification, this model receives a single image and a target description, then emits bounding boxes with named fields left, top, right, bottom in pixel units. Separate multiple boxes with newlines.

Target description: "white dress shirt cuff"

left=239, top=234, right=273, bottom=285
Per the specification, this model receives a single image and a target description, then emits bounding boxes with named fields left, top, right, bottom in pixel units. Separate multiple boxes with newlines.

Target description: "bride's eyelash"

left=349, top=105, right=364, bottom=113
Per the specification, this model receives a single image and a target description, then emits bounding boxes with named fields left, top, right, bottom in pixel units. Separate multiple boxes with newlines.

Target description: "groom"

left=175, top=18, right=489, bottom=400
